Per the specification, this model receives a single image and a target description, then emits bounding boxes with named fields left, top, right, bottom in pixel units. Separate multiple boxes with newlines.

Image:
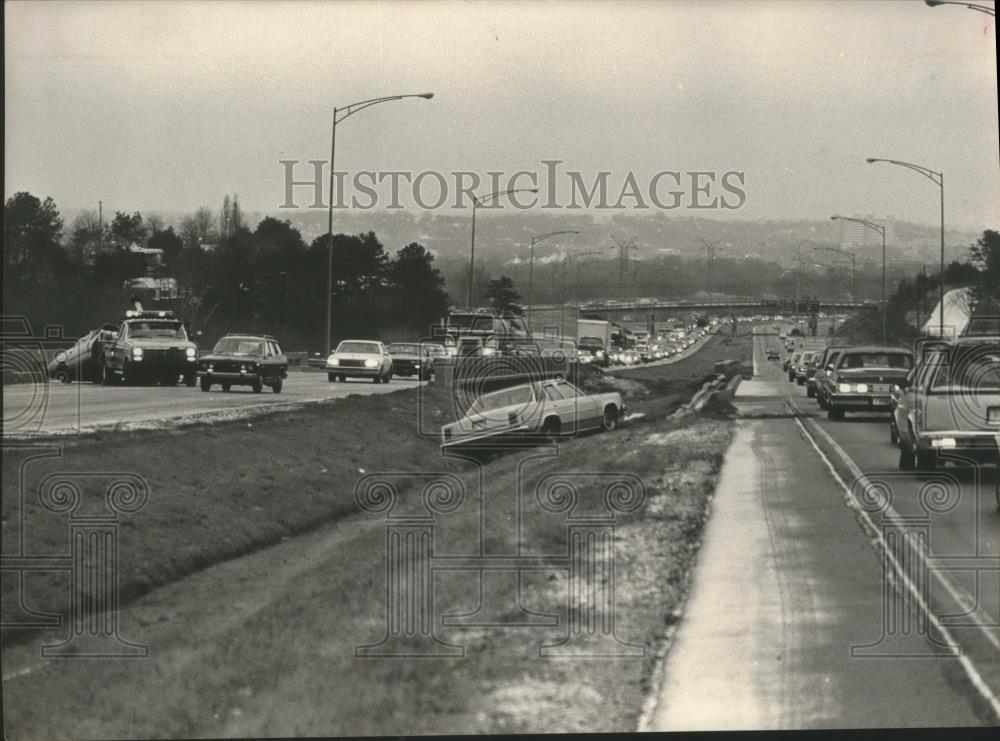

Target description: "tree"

left=69, top=209, right=104, bottom=263
left=485, top=276, right=523, bottom=315
left=148, top=226, right=184, bottom=269
left=3, top=191, right=64, bottom=268
left=179, top=206, right=216, bottom=249
left=969, top=229, right=1000, bottom=311
left=145, top=213, right=165, bottom=236
left=388, top=242, right=450, bottom=330
left=110, top=211, right=145, bottom=246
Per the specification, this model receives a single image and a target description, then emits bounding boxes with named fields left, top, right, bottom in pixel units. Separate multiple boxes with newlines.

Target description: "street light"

left=324, top=92, right=434, bottom=354
left=925, top=0, right=995, bottom=15
left=832, top=215, right=887, bottom=343
left=814, top=245, right=858, bottom=344
left=466, top=188, right=539, bottom=309
left=527, top=230, right=579, bottom=328
left=561, top=249, right=602, bottom=337
left=866, top=157, right=945, bottom=337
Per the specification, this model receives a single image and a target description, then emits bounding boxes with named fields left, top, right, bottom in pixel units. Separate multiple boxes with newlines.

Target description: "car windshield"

left=128, top=321, right=187, bottom=340
left=213, top=338, right=264, bottom=355
left=579, top=337, right=603, bottom=348
left=337, top=341, right=379, bottom=354
left=840, top=353, right=912, bottom=370
left=387, top=343, right=421, bottom=355
left=469, top=385, right=533, bottom=415
left=426, top=344, right=447, bottom=357
left=929, top=346, right=1000, bottom=392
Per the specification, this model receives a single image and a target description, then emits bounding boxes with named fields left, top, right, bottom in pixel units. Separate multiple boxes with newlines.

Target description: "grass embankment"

left=2, top=333, right=751, bottom=734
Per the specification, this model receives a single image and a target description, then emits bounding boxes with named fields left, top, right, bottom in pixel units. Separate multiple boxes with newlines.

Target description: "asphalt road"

left=2, top=372, right=423, bottom=436
left=649, top=330, right=999, bottom=729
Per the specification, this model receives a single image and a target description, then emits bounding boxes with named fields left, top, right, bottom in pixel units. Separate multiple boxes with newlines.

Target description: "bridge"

left=577, top=298, right=878, bottom=323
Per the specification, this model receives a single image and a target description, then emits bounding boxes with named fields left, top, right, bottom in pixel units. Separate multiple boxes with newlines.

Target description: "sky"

left=5, top=0, right=998, bottom=231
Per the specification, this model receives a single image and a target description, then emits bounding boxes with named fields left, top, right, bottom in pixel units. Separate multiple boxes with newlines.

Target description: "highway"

left=648, top=330, right=999, bottom=729
left=2, top=372, right=423, bottom=436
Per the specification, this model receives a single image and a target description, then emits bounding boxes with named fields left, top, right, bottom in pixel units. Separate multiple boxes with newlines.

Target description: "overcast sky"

left=5, top=0, right=998, bottom=230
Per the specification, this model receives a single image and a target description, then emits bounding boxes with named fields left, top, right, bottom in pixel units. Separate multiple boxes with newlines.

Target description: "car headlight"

left=838, top=383, right=851, bottom=393
left=207, top=364, right=214, bottom=372
left=364, top=358, right=379, bottom=368
left=855, top=384, right=869, bottom=394
left=186, top=347, right=197, bottom=359
left=481, top=347, right=496, bottom=357
left=240, top=364, right=248, bottom=373
left=931, top=438, right=957, bottom=449
left=328, top=357, right=340, bottom=366
left=595, top=351, right=604, bottom=358
left=132, top=347, right=143, bottom=359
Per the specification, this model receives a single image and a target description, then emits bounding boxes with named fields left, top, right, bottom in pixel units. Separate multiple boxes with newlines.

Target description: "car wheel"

left=200, top=377, right=212, bottom=392
left=100, top=361, right=114, bottom=386
left=54, top=367, right=71, bottom=384
left=806, top=386, right=816, bottom=398
left=272, top=377, right=283, bottom=394
left=889, top=420, right=898, bottom=445
left=543, top=419, right=561, bottom=445
left=898, top=445, right=916, bottom=471
left=221, top=383, right=231, bottom=393
left=385, top=372, right=392, bottom=383
left=817, top=395, right=828, bottom=411
left=252, top=375, right=264, bottom=394
left=827, top=407, right=844, bottom=421
left=601, top=407, right=619, bottom=432
left=184, top=373, right=197, bottom=388
left=372, top=375, right=381, bottom=384
left=121, top=360, right=132, bottom=386
left=328, top=372, right=337, bottom=382
left=916, top=448, right=937, bottom=472
left=339, top=376, right=346, bottom=383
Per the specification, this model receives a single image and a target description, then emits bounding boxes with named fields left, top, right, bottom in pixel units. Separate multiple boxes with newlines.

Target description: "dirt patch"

left=3, top=341, right=740, bottom=736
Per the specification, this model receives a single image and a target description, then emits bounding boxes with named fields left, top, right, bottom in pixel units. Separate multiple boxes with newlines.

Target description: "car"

left=387, top=342, right=435, bottom=380
left=806, top=346, right=845, bottom=399
left=794, top=351, right=821, bottom=386
left=787, top=351, right=802, bottom=380
left=47, top=323, right=120, bottom=383
left=892, top=337, right=1000, bottom=473
left=813, top=347, right=848, bottom=409
left=578, top=336, right=609, bottom=367
left=440, top=378, right=625, bottom=450
left=96, top=309, right=199, bottom=386
left=326, top=340, right=393, bottom=383
left=825, top=346, right=914, bottom=421
left=765, top=348, right=780, bottom=361
left=197, top=334, right=287, bottom=393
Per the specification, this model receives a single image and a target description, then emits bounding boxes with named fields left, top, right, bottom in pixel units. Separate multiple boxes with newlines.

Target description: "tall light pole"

left=794, top=239, right=813, bottom=331
left=324, top=92, right=434, bottom=354
left=560, top=248, right=601, bottom=337
left=925, top=0, right=995, bottom=15
left=698, top=237, right=723, bottom=296
left=814, top=245, right=858, bottom=344
left=866, top=157, right=944, bottom=337
left=832, top=215, right=887, bottom=343
left=527, top=230, right=579, bottom=329
left=467, top=188, right=539, bottom=309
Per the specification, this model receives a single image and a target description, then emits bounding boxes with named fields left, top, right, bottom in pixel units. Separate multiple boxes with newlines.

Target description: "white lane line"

left=788, top=398, right=1000, bottom=652
left=787, top=401, right=1000, bottom=721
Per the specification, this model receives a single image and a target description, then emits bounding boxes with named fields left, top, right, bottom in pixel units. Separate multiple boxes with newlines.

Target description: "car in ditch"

left=892, top=337, right=1000, bottom=472
left=326, top=340, right=393, bottom=383
left=824, top=346, right=914, bottom=421
left=197, top=334, right=287, bottom=393
left=96, top=309, right=199, bottom=386
left=440, top=378, right=626, bottom=451
left=387, top=342, right=435, bottom=380
left=47, top=323, right=120, bottom=383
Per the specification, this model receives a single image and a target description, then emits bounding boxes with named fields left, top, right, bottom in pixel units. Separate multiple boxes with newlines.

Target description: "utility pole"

left=98, top=200, right=103, bottom=253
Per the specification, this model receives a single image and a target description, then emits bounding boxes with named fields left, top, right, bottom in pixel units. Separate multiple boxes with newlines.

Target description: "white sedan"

left=441, top=379, right=625, bottom=450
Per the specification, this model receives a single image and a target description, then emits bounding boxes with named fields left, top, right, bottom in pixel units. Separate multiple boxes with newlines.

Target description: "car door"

left=271, top=341, right=287, bottom=377
left=542, top=383, right=572, bottom=434
left=557, top=380, right=599, bottom=429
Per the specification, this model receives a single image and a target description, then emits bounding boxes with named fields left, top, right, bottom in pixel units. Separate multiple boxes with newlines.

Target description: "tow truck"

left=49, top=304, right=199, bottom=386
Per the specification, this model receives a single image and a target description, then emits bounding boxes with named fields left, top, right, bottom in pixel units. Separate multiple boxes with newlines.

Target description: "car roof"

left=841, top=345, right=913, bottom=354
left=222, top=334, right=273, bottom=341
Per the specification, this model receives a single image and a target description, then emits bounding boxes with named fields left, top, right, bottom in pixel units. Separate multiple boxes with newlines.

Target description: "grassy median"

left=2, top=332, right=750, bottom=735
